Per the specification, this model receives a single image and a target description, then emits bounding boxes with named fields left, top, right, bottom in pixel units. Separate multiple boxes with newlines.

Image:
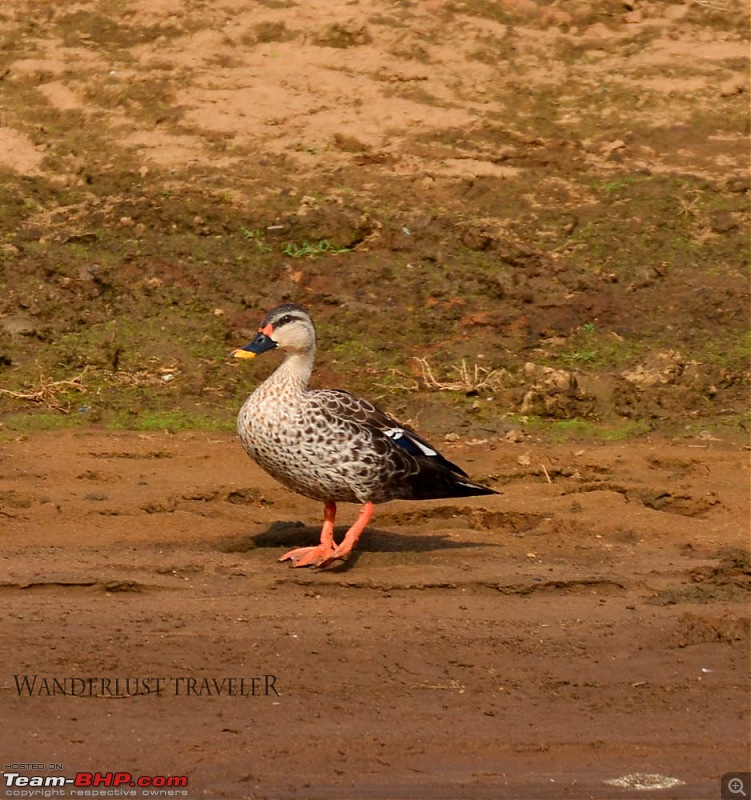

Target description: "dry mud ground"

left=0, top=0, right=750, bottom=798
left=1, top=430, right=749, bottom=799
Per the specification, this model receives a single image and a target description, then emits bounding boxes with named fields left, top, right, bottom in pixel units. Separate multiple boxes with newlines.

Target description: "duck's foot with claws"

left=279, top=501, right=336, bottom=568
left=279, top=501, right=374, bottom=569
left=279, top=543, right=336, bottom=568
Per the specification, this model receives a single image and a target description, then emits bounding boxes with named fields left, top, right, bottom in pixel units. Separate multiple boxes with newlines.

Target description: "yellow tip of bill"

left=232, top=348, right=256, bottom=360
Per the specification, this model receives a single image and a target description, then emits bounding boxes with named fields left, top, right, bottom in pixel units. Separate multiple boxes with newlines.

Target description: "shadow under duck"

left=233, top=303, right=497, bottom=568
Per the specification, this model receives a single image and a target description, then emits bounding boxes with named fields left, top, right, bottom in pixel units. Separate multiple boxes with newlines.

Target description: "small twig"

left=541, top=463, right=552, bottom=484
left=693, top=0, right=733, bottom=9
left=417, top=679, right=465, bottom=693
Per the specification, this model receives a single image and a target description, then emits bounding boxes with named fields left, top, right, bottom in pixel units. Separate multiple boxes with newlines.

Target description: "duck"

left=233, top=303, right=497, bottom=568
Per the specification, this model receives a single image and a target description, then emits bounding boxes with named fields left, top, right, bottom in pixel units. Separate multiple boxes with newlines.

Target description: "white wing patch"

left=384, top=428, right=437, bottom=458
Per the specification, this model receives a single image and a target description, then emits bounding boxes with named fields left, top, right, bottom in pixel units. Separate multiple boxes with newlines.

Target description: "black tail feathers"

left=408, top=472, right=499, bottom=501
left=448, top=478, right=499, bottom=498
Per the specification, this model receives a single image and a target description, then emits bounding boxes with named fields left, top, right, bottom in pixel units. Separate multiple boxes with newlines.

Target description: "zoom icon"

left=722, top=773, right=751, bottom=800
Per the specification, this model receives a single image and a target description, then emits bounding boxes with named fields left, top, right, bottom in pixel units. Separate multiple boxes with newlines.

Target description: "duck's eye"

left=278, top=315, right=292, bottom=326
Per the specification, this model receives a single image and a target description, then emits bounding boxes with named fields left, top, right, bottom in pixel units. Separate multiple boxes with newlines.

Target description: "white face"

left=233, top=305, right=316, bottom=361
left=269, top=315, right=316, bottom=353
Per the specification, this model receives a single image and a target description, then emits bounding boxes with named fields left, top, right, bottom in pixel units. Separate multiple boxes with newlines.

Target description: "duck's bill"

left=232, top=330, right=278, bottom=359
left=232, top=348, right=257, bottom=359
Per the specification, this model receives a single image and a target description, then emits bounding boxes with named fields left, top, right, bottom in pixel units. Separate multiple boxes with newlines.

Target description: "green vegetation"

left=107, top=410, right=233, bottom=433
left=522, top=417, right=652, bottom=443
left=240, top=228, right=273, bottom=253
left=283, top=239, right=351, bottom=258
left=0, top=11, right=746, bottom=444
left=240, top=229, right=351, bottom=259
left=556, top=325, right=642, bottom=371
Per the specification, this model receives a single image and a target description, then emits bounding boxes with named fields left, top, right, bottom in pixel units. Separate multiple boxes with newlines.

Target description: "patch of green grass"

left=597, top=176, right=643, bottom=193
left=690, top=327, right=750, bottom=375
left=292, top=142, right=321, bottom=155
left=240, top=229, right=351, bottom=259
left=0, top=412, right=90, bottom=434
left=567, top=158, right=736, bottom=262
left=677, top=415, right=751, bottom=441
left=559, top=349, right=598, bottom=366
left=283, top=239, right=351, bottom=258
left=107, top=409, right=233, bottom=432
left=523, top=416, right=651, bottom=442
left=555, top=326, right=643, bottom=371
left=241, top=227, right=273, bottom=253
left=36, top=310, right=229, bottom=375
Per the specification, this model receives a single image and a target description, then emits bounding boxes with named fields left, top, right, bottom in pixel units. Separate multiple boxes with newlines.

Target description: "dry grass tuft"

left=0, top=369, right=89, bottom=413
left=415, top=357, right=507, bottom=394
left=0, top=362, right=185, bottom=414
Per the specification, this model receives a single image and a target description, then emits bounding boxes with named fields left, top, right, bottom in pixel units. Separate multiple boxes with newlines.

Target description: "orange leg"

left=317, top=502, right=375, bottom=568
left=279, top=502, right=336, bottom=568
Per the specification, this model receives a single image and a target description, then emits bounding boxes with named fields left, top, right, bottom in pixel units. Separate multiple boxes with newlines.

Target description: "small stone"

left=710, top=211, right=738, bottom=233
left=461, top=229, right=494, bottom=251
left=540, top=6, right=573, bottom=25
left=663, top=4, right=688, bottom=19
left=332, top=133, right=370, bottom=153
left=623, top=9, right=643, bottom=23
left=726, top=175, right=750, bottom=193
left=1, top=315, right=36, bottom=336
left=719, top=77, right=746, bottom=97
left=583, top=22, right=611, bottom=37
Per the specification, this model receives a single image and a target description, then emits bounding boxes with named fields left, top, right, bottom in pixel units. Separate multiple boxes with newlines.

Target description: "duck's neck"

left=271, top=347, right=315, bottom=392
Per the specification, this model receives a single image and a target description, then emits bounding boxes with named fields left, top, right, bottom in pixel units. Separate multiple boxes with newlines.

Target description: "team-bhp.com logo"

left=4, top=771, right=188, bottom=795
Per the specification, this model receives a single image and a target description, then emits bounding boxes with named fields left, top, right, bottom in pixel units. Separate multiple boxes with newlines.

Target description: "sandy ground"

left=1, top=429, right=749, bottom=798
left=0, top=0, right=749, bottom=798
